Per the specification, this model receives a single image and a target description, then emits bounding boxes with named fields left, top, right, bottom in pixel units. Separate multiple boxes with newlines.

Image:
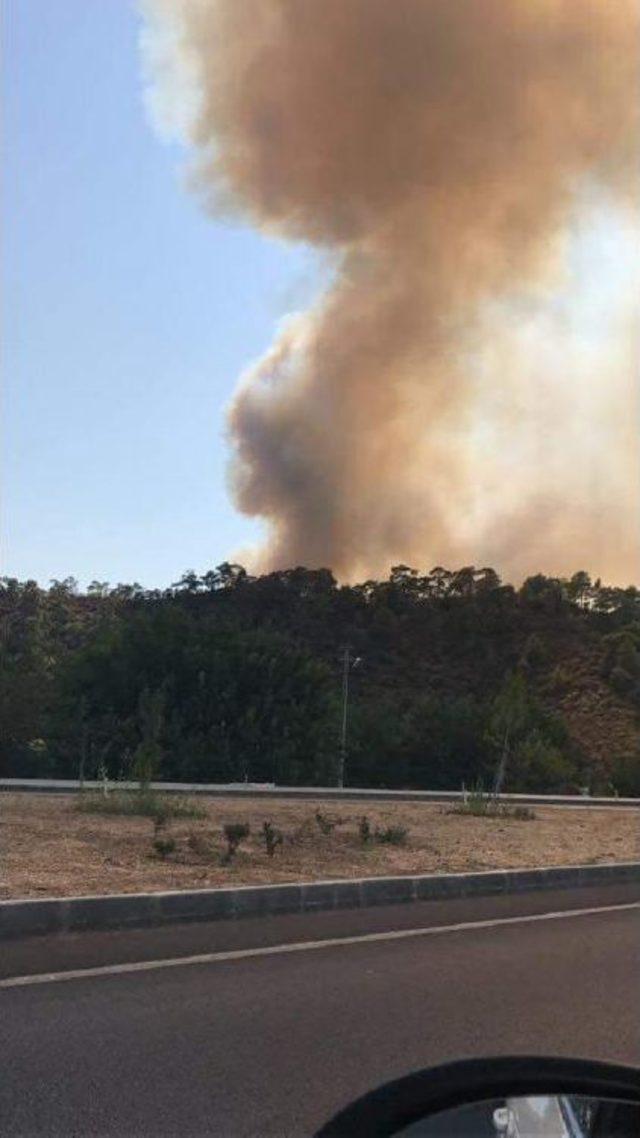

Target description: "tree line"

left=1, top=564, right=639, bottom=793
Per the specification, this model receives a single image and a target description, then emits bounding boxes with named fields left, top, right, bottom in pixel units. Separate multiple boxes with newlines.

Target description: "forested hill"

left=2, top=565, right=639, bottom=794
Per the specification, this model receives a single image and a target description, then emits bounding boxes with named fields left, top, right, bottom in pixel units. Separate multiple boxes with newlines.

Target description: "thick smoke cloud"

left=142, top=0, right=639, bottom=582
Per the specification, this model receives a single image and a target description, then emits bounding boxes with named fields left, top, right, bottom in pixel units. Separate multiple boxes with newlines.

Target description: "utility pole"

left=338, top=648, right=361, bottom=788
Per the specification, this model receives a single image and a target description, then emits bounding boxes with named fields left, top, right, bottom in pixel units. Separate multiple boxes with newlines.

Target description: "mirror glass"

left=395, top=1094, right=640, bottom=1136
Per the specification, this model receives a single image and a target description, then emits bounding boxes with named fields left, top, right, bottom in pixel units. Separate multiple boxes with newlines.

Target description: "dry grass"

left=0, top=793, right=638, bottom=900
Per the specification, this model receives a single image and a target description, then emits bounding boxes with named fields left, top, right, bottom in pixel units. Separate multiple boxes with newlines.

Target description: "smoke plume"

left=142, top=0, right=639, bottom=583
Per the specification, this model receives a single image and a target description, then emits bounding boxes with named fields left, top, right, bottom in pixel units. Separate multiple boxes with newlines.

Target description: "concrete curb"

left=1, top=861, right=638, bottom=940
left=2, top=779, right=638, bottom=809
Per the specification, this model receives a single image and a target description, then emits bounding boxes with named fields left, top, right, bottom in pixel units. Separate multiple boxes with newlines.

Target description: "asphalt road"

left=2, top=884, right=639, bottom=1137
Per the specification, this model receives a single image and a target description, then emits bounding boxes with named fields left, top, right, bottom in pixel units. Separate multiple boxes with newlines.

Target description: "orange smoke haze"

left=142, top=0, right=639, bottom=583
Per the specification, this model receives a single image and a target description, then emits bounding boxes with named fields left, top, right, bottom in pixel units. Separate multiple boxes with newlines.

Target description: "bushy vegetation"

left=152, top=835, right=176, bottom=859
left=74, top=789, right=206, bottom=819
left=222, top=821, right=250, bottom=863
left=261, top=820, right=284, bottom=857
left=152, top=809, right=403, bottom=867
left=448, top=786, right=536, bottom=820
left=373, top=824, right=409, bottom=845
left=358, top=816, right=372, bottom=844
left=2, top=564, right=639, bottom=794
left=357, top=815, right=410, bottom=844
left=315, top=810, right=339, bottom=835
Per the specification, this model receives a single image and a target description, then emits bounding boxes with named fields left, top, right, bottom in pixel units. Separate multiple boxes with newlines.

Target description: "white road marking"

left=2, top=901, right=638, bottom=990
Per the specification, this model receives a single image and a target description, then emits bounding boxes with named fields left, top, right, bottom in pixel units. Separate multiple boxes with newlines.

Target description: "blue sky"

left=3, top=0, right=319, bottom=589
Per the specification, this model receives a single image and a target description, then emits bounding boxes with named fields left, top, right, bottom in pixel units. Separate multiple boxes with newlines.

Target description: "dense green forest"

left=2, top=565, right=639, bottom=794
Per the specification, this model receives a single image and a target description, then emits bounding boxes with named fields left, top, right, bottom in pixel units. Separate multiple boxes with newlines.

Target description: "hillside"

left=1, top=566, right=639, bottom=793
left=535, top=638, right=639, bottom=772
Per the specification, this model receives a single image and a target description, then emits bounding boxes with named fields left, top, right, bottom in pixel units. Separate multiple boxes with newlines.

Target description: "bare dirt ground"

left=1, top=793, right=638, bottom=899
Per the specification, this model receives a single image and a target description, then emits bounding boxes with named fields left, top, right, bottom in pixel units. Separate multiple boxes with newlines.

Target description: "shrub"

left=153, top=835, right=176, bottom=859
left=358, top=815, right=372, bottom=844
left=262, top=820, right=284, bottom=857
left=74, top=790, right=206, bottom=820
left=512, top=805, right=536, bottom=821
left=162, top=797, right=206, bottom=820
left=374, top=824, right=408, bottom=846
left=315, top=810, right=336, bottom=835
left=451, top=784, right=495, bottom=816
left=222, top=822, right=250, bottom=864
left=152, top=802, right=171, bottom=834
left=448, top=791, right=536, bottom=821
left=187, top=831, right=214, bottom=858
left=286, top=817, right=315, bottom=846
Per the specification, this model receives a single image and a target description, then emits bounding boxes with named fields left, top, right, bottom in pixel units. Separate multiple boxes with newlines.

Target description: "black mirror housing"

left=315, top=1056, right=640, bottom=1137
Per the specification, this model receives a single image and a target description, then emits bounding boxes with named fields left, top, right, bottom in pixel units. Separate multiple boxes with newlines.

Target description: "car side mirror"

left=315, top=1056, right=640, bottom=1137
